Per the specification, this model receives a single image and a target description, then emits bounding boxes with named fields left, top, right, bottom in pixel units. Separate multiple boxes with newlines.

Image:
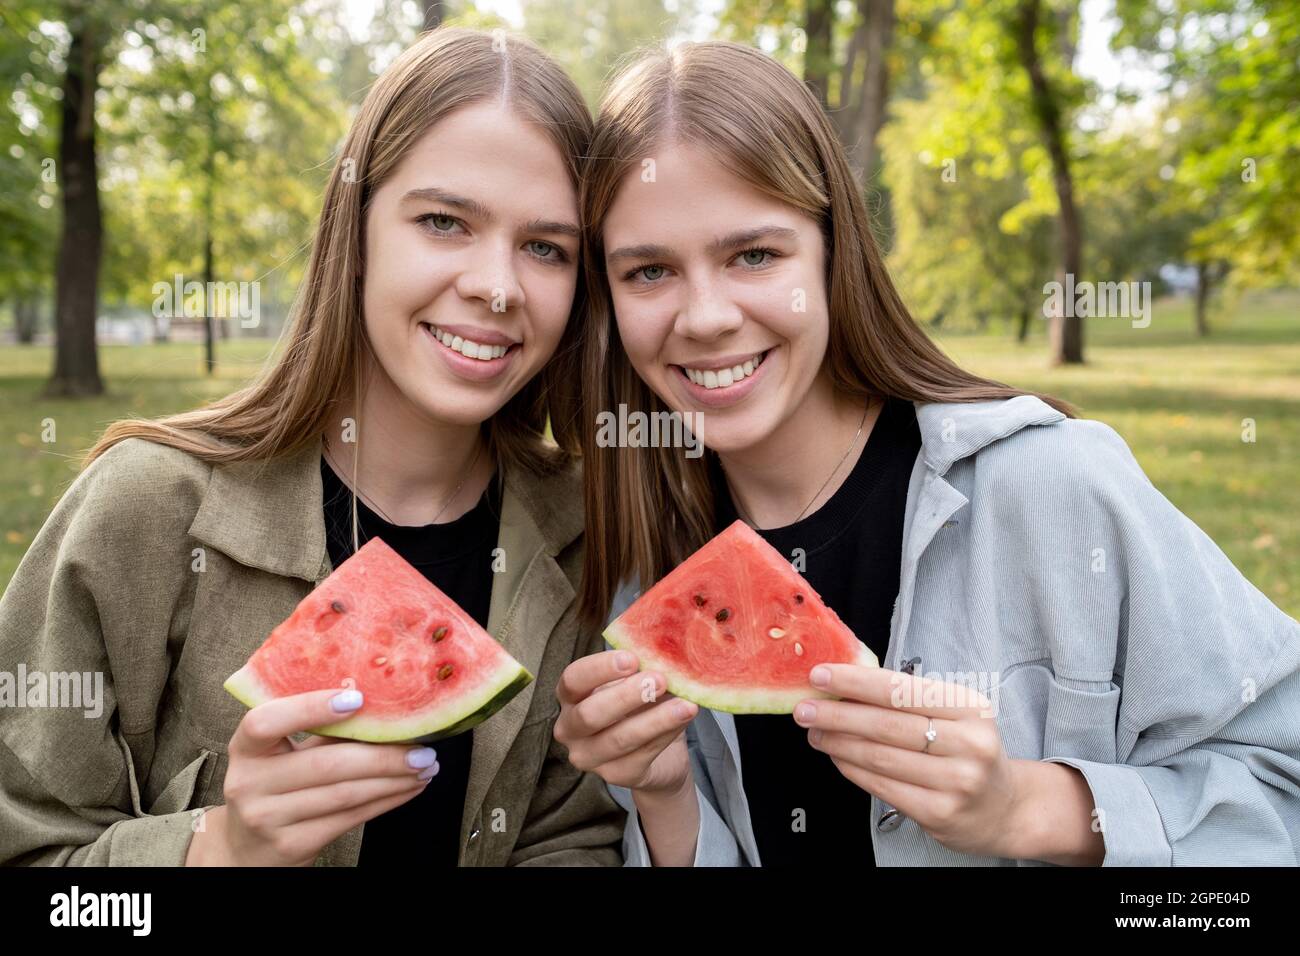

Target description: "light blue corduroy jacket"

left=607, top=396, right=1300, bottom=866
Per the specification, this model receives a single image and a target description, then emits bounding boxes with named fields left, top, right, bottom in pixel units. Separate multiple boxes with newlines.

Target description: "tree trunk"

left=803, top=0, right=835, bottom=107
left=15, top=296, right=40, bottom=344
left=421, top=0, right=444, bottom=31
left=837, top=0, right=895, bottom=187
left=1194, top=262, right=1211, bottom=337
left=1017, top=305, right=1031, bottom=343
left=1015, top=0, right=1084, bottom=365
left=202, top=94, right=218, bottom=373
left=854, top=0, right=895, bottom=183
left=46, top=14, right=104, bottom=397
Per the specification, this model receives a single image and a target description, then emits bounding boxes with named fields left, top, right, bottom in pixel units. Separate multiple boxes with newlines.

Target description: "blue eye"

left=528, top=240, right=559, bottom=259
left=638, top=265, right=665, bottom=282
left=738, top=248, right=774, bottom=267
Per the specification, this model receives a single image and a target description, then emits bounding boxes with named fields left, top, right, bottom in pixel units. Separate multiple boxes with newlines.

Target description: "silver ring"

left=922, top=718, right=937, bottom=753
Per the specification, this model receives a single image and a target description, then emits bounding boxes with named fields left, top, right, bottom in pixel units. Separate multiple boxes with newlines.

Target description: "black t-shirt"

left=320, top=455, right=502, bottom=868
left=709, top=397, right=922, bottom=867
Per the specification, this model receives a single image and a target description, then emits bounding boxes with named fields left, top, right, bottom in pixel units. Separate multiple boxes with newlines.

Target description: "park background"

left=1, top=0, right=1297, bottom=616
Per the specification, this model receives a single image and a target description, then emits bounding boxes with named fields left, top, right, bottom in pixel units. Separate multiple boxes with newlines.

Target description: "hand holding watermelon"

left=554, top=649, right=704, bottom=866
left=554, top=649, right=698, bottom=794
left=187, top=686, right=437, bottom=866
left=792, top=664, right=1059, bottom=861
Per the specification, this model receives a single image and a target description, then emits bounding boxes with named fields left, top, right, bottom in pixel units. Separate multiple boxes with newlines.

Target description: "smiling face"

left=361, top=102, right=580, bottom=428
left=602, top=142, right=832, bottom=453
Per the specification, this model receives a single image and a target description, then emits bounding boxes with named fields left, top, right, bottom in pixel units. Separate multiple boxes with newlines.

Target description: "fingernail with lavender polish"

left=406, top=747, right=437, bottom=770
left=330, top=689, right=363, bottom=712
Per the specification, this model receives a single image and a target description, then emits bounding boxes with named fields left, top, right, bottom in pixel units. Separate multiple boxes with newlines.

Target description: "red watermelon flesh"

left=604, top=520, right=877, bottom=714
left=224, top=537, right=531, bottom=743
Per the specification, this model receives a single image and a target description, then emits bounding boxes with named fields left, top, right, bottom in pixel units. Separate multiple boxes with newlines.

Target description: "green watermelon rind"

left=222, top=659, right=534, bottom=744
left=603, top=620, right=879, bottom=715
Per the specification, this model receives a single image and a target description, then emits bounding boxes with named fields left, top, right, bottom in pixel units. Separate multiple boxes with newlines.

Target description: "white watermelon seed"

left=768, top=627, right=785, bottom=639
left=372, top=655, right=388, bottom=666
left=794, top=642, right=804, bottom=656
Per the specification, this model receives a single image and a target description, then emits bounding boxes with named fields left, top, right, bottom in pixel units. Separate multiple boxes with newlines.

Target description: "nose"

left=455, top=237, right=525, bottom=313
left=673, top=272, right=744, bottom=342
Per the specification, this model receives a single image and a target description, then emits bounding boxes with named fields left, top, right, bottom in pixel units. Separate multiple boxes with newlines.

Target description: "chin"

left=691, top=411, right=777, bottom=456
left=411, top=388, right=506, bottom=428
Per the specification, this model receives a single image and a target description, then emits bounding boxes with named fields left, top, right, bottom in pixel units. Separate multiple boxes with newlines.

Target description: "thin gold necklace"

left=722, top=398, right=874, bottom=530
left=322, top=435, right=483, bottom=527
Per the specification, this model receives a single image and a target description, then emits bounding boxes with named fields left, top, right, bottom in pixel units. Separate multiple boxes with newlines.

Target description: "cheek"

left=520, top=268, right=578, bottom=354
left=611, top=291, right=672, bottom=368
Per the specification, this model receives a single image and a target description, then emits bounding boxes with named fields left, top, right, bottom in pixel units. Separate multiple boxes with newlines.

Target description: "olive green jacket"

left=0, top=436, right=624, bottom=866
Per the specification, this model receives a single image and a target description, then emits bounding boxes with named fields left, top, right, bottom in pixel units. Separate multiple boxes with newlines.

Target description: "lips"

left=672, top=346, right=776, bottom=409
left=419, top=322, right=519, bottom=382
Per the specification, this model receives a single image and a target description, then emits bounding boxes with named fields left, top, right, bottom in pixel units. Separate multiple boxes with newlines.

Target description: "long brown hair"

left=86, top=27, right=591, bottom=483
left=571, top=41, right=1072, bottom=629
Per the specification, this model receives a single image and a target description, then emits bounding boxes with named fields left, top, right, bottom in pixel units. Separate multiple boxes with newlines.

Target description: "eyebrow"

left=606, top=225, right=800, bottom=263
left=401, top=187, right=579, bottom=240
left=523, top=219, right=581, bottom=240
left=401, top=187, right=493, bottom=221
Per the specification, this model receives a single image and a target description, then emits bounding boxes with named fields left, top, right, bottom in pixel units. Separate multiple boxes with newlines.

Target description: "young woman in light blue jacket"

left=552, top=41, right=1300, bottom=867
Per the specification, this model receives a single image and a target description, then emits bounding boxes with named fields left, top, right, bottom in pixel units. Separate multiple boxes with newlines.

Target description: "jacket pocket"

left=1042, top=673, right=1121, bottom=764
left=997, top=662, right=1121, bottom=764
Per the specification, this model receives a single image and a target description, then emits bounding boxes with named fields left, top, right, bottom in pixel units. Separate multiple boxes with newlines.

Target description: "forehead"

left=381, top=103, right=578, bottom=219
left=603, top=142, right=807, bottom=244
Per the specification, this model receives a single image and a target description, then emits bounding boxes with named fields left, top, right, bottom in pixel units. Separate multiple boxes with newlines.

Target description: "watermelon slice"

left=604, top=520, right=877, bottom=714
left=224, top=537, right=531, bottom=743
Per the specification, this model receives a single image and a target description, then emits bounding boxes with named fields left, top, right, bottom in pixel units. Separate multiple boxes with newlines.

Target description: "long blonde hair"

left=87, top=28, right=592, bottom=485
left=571, top=41, right=1072, bottom=629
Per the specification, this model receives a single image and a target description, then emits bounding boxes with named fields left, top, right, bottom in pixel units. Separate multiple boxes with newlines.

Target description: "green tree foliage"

left=1113, top=0, right=1299, bottom=288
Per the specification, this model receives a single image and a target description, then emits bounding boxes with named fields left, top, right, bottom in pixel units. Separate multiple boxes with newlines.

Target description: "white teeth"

left=429, top=325, right=511, bottom=361
left=683, top=350, right=767, bottom=389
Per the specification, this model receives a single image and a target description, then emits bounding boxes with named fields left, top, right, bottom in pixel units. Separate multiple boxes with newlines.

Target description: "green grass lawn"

left=2, top=291, right=1297, bottom=619
left=0, top=338, right=278, bottom=588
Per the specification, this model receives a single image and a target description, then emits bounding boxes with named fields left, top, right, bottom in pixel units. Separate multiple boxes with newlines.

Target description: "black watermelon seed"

left=794, top=594, right=804, bottom=604
left=437, top=664, right=454, bottom=680
left=715, top=608, right=730, bottom=622
left=431, top=626, right=449, bottom=642
left=693, top=594, right=706, bottom=606
left=330, top=600, right=346, bottom=613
